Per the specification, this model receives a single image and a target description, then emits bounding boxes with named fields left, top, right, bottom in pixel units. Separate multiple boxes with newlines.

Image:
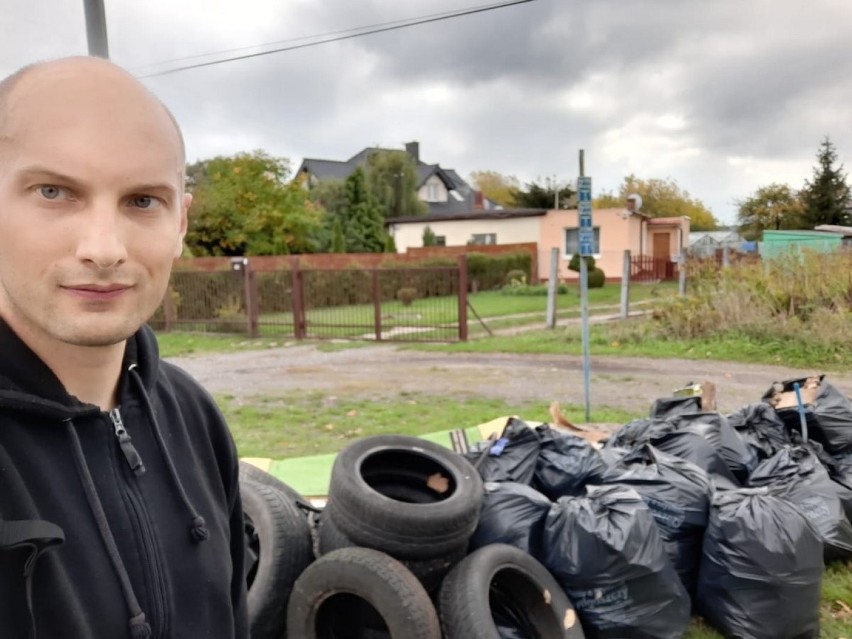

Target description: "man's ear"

left=176, top=192, right=192, bottom=258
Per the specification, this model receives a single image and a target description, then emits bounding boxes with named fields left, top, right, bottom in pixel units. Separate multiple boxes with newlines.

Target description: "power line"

left=135, top=1, right=513, bottom=72
left=138, top=0, right=535, bottom=78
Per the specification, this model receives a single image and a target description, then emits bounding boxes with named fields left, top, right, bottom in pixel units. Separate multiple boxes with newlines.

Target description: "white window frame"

left=427, top=182, right=440, bottom=202
left=564, top=226, right=601, bottom=258
left=470, top=233, right=497, bottom=245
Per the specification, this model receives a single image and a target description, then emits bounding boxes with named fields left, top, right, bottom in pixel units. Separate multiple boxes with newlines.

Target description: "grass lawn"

left=406, top=319, right=852, bottom=371
left=218, top=390, right=639, bottom=460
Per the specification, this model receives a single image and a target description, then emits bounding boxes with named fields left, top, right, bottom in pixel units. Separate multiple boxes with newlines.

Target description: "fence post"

left=546, top=247, right=559, bottom=329
left=244, top=267, right=259, bottom=338
left=291, top=257, right=305, bottom=339
left=163, top=284, right=175, bottom=332
left=620, top=249, right=631, bottom=319
left=458, top=255, right=468, bottom=341
left=372, top=269, right=382, bottom=341
left=678, top=253, right=687, bottom=297
left=722, top=246, right=730, bottom=268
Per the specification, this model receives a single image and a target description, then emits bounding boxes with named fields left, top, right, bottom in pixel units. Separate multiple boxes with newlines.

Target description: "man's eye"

left=38, top=185, right=65, bottom=200
left=130, top=195, right=157, bottom=209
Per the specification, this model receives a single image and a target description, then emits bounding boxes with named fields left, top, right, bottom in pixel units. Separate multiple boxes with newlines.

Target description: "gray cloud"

left=3, top=0, right=852, bottom=222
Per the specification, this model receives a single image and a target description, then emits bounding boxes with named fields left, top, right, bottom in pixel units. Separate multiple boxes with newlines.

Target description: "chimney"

left=405, top=141, right=420, bottom=163
left=474, top=190, right=484, bottom=210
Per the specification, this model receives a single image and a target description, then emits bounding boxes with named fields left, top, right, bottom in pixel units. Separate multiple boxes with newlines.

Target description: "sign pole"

left=577, top=151, right=592, bottom=423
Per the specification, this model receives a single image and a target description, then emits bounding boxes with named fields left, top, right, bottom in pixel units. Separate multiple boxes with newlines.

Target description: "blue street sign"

left=577, top=176, right=593, bottom=255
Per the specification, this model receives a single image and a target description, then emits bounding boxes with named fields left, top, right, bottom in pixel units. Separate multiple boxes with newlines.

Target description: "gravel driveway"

left=167, top=343, right=852, bottom=416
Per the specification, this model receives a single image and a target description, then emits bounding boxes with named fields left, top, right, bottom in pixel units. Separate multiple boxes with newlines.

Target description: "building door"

left=652, top=233, right=673, bottom=278
left=653, top=233, right=670, bottom=258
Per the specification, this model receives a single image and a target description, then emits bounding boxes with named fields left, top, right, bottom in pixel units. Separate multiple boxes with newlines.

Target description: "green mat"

left=266, top=426, right=483, bottom=497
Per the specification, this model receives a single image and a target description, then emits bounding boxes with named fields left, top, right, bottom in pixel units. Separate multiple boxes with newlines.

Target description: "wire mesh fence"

left=151, top=260, right=466, bottom=342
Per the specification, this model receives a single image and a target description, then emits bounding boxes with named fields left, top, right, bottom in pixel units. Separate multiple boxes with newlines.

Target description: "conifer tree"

left=801, top=137, right=851, bottom=227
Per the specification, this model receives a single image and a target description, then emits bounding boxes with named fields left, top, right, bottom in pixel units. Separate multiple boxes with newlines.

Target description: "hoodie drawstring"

left=129, top=365, right=209, bottom=543
left=65, top=420, right=152, bottom=639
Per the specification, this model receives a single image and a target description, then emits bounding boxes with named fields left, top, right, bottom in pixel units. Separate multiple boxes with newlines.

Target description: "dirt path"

left=166, top=344, right=852, bottom=416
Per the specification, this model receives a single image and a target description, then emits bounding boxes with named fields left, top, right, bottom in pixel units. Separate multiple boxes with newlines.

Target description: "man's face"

left=0, top=62, right=189, bottom=348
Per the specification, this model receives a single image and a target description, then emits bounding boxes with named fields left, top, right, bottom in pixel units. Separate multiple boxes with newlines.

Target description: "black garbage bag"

left=468, top=481, right=552, bottom=556
left=464, top=418, right=540, bottom=484
left=763, top=375, right=852, bottom=455
left=668, top=412, right=757, bottom=483
left=748, top=446, right=852, bottom=561
left=601, top=445, right=712, bottom=600
left=650, top=395, right=702, bottom=419
left=835, top=453, right=852, bottom=490
left=598, top=446, right=631, bottom=468
left=532, top=425, right=608, bottom=499
left=697, top=488, right=824, bottom=639
left=647, top=430, right=741, bottom=491
left=541, top=484, right=691, bottom=639
left=727, top=402, right=792, bottom=461
left=605, top=418, right=670, bottom=450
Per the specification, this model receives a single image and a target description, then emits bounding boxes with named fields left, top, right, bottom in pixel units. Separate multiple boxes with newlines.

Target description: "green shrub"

left=652, top=250, right=852, bottom=353
left=588, top=267, right=606, bottom=288
left=568, top=254, right=595, bottom=273
left=396, top=287, right=418, bottom=306
left=467, top=252, right=532, bottom=291
left=505, top=269, right=528, bottom=287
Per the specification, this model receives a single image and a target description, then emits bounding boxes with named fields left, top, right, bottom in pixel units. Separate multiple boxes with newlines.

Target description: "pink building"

left=389, top=207, right=690, bottom=282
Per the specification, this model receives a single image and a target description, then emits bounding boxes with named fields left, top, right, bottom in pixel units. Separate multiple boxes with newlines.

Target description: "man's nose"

left=75, top=203, right=129, bottom=270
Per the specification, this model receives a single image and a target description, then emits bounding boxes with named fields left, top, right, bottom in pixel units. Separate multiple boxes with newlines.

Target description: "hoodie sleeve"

left=226, top=448, right=250, bottom=638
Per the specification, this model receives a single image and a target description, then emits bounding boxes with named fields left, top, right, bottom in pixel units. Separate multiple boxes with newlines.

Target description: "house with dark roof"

left=296, top=141, right=498, bottom=215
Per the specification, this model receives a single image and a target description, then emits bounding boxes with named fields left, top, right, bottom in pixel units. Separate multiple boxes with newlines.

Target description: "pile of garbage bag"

left=467, top=374, right=852, bottom=639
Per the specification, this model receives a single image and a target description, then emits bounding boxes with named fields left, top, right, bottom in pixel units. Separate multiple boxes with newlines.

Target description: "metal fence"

left=150, top=256, right=469, bottom=342
left=630, top=255, right=679, bottom=282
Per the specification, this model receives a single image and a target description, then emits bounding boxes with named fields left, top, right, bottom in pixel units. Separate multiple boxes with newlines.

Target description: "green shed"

left=760, top=230, right=844, bottom=259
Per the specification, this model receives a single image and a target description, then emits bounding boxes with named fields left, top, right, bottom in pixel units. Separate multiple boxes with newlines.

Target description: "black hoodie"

left=0, top=320, right=249, bottom=639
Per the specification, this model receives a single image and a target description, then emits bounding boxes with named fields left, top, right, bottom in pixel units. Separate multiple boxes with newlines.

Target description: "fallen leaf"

left=346, top=409, right=358, bottom=417
left=426, top=473, right=450, bottom=493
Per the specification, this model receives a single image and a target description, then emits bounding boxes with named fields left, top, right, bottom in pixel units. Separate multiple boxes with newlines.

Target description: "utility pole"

left=83, top=0, right=109, bottom=58
left=577, top=151, right=593, bottom=423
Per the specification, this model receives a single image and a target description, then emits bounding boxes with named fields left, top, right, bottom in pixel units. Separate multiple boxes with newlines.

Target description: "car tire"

left=241, top=478, right=313, bottom=639
left=439, top=543, right=585, bottom=639
left=317, top=511, right=466, bottom=593
left=326, top=435, right=483, bottom=559
left=286, top=547, right=441, bottom=639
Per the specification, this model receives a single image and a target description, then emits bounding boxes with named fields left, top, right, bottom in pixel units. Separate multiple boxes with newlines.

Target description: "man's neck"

left=3, top=318, right=126, bottom=410
left=44, top=343, right=125, bottom=410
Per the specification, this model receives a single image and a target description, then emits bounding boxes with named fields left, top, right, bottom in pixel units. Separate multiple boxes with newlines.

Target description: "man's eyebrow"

left=130, top=183, right=179, bottom=198
left=14, top=166, right=179, bottom=197
left=15, top=166, right=85, bottom=187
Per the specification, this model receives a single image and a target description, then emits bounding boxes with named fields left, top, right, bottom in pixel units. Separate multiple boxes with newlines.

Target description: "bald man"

left=0, top=58, right=248, bottom=638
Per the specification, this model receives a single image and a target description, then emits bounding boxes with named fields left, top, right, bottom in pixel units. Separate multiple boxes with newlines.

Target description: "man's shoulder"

left=154, top=359, right=221, bottom=416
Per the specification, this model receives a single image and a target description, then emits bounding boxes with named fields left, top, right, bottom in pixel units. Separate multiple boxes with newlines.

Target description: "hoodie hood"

left=0, top=319, right=160, bottom=419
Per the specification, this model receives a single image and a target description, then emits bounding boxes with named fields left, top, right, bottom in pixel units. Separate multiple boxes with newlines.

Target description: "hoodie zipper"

left=108, top=408, right=169, bottom=639
left=110, top=408, right=146, bottom=476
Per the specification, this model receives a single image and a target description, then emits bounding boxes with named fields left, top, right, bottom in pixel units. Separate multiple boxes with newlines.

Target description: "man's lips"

left=62, top=284, right=133, bottom=300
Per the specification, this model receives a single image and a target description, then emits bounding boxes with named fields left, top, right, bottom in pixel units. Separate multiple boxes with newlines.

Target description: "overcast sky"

left=4, top=0, right=852, bottom=224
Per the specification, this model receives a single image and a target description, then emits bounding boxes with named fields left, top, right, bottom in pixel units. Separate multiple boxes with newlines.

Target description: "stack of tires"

left=239, top=462, right=314, bottom=639
left=273, top=434, right=585, bottom=639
